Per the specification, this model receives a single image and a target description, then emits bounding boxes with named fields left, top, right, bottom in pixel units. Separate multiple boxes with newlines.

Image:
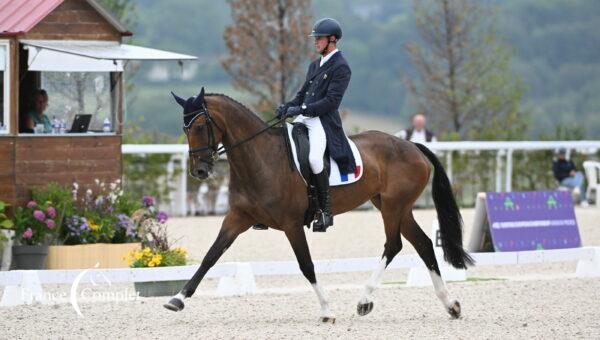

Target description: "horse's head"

left=172, top=87, right=224, bottom=180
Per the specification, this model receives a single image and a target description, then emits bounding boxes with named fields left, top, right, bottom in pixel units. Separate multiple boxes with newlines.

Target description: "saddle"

left=283, top=122, right=363, bottom=228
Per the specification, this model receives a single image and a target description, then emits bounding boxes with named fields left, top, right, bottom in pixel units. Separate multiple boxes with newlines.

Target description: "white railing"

left=122, top=141, right=600, bottom=215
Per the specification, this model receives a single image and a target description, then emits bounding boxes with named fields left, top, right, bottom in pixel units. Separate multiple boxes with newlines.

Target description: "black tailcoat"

left=285, top=51, right=356, bottom=174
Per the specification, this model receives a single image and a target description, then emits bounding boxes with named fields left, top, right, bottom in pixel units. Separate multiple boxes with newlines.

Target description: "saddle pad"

left=286, top=122, right=363, bottom=186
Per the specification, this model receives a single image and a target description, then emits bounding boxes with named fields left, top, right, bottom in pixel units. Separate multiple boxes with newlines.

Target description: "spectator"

left=553, top=148, right=588, bottom=207
left=395, top=112, right=437, bottom=143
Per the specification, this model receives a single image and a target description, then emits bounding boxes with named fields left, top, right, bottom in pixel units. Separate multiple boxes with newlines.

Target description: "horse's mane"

left=205, top=93, right=266, bottom=125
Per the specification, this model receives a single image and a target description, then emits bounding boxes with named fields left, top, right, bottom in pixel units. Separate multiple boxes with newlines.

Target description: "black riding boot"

left=312, top=169, right=333, bottom=232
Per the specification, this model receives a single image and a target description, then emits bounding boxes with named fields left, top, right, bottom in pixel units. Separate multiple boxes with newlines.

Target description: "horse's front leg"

left=284, top=226, right=335, bottom=323
left=164, top=210, right=251, bottom=311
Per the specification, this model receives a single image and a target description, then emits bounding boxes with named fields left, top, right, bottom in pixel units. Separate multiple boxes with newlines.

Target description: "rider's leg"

left=303, top=117, right=332, bottom=231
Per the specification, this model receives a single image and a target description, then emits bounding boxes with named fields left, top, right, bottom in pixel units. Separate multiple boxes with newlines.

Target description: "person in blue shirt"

left=552, top=148, right=588, bottom=206
left=24, top=89, right=52, bottom=133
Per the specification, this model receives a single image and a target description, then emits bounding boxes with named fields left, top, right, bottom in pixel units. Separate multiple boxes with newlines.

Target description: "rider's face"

left=314, top=36, right=329, bottom=53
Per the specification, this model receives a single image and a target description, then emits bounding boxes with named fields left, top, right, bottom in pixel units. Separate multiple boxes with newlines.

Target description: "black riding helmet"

left=309, top=18, right=342, bottom=41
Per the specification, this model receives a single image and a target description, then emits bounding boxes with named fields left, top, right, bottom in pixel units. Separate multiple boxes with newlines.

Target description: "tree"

left=222, top=0, right=312, bottom=114
left=405, top=0, right=525, bottom=139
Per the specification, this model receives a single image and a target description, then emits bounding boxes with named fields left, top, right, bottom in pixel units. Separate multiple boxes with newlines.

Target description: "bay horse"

left=164, top=88, right=473, bottom=322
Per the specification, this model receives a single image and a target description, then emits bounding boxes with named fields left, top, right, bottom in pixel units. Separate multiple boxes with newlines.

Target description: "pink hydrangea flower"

left=33, top=210, right=45, bottom=221
left=46, top=219, right=55, bottom=229
left=23, top=228, right=33, bottom=239
left=27, top=201, right=37, bottom=209
left=47, top=206, right=56, bottom=218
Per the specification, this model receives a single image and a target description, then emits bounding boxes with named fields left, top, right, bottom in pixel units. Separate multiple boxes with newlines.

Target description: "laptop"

left=68, top=114, right=92, bottom=133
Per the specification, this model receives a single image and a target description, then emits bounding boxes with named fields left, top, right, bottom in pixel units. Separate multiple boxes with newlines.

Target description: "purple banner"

left=485, top=191, right=581, bottom=252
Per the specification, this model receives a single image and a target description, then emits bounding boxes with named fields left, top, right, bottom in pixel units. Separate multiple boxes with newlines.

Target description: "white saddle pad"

left=286, top=122, right=363, bottom=186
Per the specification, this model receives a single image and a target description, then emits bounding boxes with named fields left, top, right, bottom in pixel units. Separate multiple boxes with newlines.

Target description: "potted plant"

left=0, top=201, right=15, bottom=270
left=46, top=180, right=142, bottom=269
left=12, top=200, right=58, bottom=269
left=124, top=199, right=188, bottom=297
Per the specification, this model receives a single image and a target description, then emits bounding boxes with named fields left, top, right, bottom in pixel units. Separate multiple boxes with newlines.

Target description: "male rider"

left=276, top=18, right=356, bottom=232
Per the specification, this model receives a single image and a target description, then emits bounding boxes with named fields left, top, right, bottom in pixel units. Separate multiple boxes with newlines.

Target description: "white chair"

left=583, top=161, right=600, bottom=207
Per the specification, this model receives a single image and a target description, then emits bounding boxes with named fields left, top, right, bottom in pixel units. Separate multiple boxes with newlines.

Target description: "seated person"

left=552, top=148, right=588, bottom=206
left=24, top=89, right=51, bottom=133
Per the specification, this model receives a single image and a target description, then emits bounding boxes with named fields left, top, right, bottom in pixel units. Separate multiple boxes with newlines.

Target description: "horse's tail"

left=414, top=143, right=474, bottom=269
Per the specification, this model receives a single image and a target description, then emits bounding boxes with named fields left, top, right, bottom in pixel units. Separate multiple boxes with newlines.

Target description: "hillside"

left=125, top=0, right=600, bottom=138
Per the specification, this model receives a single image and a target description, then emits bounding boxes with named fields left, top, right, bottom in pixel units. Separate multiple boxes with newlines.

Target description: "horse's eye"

left=196, top=125, right=204, bottom=132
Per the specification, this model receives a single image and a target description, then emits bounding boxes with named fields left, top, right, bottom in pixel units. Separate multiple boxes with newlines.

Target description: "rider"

left=276, top=18, right=356, bottom=232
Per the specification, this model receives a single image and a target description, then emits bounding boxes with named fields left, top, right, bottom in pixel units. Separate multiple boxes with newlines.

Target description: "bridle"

left=182, top=103, right=285, bottom=166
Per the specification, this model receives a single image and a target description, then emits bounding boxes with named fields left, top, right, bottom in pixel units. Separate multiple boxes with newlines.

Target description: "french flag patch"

left=340, top=165, right=361, bottom=182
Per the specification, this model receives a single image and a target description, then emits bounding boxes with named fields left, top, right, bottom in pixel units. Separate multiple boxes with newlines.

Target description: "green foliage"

left=0, top=201, right=13, bottom=230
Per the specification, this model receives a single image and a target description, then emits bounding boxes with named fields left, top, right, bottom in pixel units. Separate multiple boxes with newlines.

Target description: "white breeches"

left=293, top=115, right=327, bottom=174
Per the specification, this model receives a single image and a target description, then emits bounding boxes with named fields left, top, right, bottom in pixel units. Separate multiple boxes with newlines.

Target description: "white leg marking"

left=359, top=256, right=387, bottom=304
left=429, top=270, right=454, bottom=308
left=174, top=292, right=185, bottom=301
left=311, top=283, right=334, bottom=318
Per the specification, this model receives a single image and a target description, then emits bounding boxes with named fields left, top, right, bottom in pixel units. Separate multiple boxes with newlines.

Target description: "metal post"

left=446, top=151, right=453, bottom=184
left=505, top=149, right=513, bottom=192
left=180, top=153, right=188, bottom=217
left=495, top=150, right=503, bottom=192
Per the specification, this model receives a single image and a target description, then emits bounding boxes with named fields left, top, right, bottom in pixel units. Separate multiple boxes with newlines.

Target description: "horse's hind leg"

left=284, top=225, right=335, bottom=323
left=357, top=197, right=404, bottom=316
left=164, top=211, right=250, bottom=312
left=401, top=214, right=461, bottom=318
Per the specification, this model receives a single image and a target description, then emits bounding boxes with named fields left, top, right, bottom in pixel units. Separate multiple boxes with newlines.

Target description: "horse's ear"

left=171, top=91, right=187, bottom=108
left=193, top=87, right=205, bottom=107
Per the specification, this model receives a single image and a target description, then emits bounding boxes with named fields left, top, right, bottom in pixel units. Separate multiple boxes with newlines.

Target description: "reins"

left=183, top=105, right=286, bottom=163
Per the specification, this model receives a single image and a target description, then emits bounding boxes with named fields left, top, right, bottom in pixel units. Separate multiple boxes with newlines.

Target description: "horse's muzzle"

left=191, top=167, right=210, bottom=180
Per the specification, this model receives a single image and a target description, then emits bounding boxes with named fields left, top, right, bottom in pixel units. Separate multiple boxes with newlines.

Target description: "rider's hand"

left=275, top=104, right=287, bottom=119
left=285, top=106, right=302, bottom=118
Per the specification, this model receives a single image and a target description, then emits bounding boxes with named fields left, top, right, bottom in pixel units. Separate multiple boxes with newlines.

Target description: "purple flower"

left=47, top=206, right=56, bottom=218
left=23, top=228, right=33, bottom=239
left=33, top=210, right=45, bottom=221
left=157, top=211, right=168, bottom=223
left=80, top=223, right=89, bottom=231
left=27, top=201, right=37, bottom=209
left=142, top=195, right=155, bottom=207
left=45, top=219, right=55, bottom=229
left=107, top=205, right=114, bottom=213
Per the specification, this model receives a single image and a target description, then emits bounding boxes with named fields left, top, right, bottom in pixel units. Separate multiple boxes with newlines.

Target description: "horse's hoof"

left=447, top=300, right=461, bottom=319
left=163, top=297, right=185, bottom=312
left=319, top=316, right=336, bottom=324
left=357, top=301, right=374, bottom=316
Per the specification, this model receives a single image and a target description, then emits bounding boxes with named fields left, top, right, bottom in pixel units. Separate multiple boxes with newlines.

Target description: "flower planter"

left=12, top=245, right=49, bottom=269
left=134, top=280, right=187, bottom=297
left=46, top=243, right=141, bottom=269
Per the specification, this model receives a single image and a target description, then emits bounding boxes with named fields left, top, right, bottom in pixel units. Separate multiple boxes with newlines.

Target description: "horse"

left=164, top=87, right=474, bottom=322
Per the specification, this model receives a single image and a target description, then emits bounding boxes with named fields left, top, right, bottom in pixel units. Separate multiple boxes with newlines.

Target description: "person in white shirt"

left=396, top=113, right=437, bottom=143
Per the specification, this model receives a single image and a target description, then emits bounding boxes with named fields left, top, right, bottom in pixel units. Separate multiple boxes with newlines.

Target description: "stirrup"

left=312, top=210, right=333, bottom=232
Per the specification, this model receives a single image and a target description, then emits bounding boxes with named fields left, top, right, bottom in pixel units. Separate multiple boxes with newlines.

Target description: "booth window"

left=40, top=72, right=117, bottom=132
left=0, top=42, right=9, bottom=134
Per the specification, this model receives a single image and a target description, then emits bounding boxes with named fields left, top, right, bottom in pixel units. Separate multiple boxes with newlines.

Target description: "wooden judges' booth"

left=0, top=0, right=195, bottom=210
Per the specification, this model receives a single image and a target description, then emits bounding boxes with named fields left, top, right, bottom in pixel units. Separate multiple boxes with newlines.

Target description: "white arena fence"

left=122, top=141, right=600, bottom=216
left=2, top=246, right=599, bottom=306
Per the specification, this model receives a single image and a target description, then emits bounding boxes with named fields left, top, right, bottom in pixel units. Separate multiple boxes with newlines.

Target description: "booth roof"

left=0, top=0, right=130, bottom=36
